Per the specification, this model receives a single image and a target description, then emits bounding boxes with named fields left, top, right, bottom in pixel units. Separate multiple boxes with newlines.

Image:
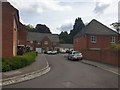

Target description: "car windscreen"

left=73, top=52, right=80, bottom=54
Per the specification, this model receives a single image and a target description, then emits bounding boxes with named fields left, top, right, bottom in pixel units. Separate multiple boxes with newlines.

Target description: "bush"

left=110, top=44, right=120, bottom=51
left=2, top=52, right=36, bottom=72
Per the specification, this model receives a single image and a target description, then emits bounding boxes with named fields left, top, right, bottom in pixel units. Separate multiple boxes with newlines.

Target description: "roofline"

left=74, top=19, right=119, bottom=39
left=89, top=19, right=119, bottom=35
left=28, top=32, right=59, bottom=36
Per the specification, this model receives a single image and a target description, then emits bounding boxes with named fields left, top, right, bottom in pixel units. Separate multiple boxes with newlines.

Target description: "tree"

left=110, top=22, right=120, bottom=33
left=25, top=24, right=37, bottom=32
left=110, top=22, right=120, bottom=48
left=69, top=17, right=85, bottom=43
left=35, top=24, right=51, bottom=34
left=59, top=31, right=71, bottom=44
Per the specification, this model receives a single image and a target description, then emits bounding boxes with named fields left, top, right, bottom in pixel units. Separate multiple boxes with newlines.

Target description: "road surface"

left=3, top=54, right=118, bottom=88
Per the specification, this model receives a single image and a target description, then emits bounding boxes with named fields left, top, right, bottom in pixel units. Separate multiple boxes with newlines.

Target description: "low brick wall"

left=81, top=49, right=119, bottom=66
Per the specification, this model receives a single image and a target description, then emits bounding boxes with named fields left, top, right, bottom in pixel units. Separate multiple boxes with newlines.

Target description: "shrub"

left=2, top=51, right=36, bottom=72
left=110, top=44, right=120, bottom=51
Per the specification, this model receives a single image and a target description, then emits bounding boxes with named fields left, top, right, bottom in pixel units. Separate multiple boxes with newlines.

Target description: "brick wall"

left=81, top=49, right=119, bottom=66
left=87, top=35, right=119, bottom=49
left=2, top=2, right=20, bottom=58
left=74, top=36, right=87, bottom=51
left=18, top=23, right=27, bottom=46
left=74, top=35, right=119, bottom=66
left=2, top=2, right=15, bottom=58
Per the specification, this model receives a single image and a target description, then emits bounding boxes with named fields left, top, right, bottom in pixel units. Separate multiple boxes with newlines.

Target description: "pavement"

left=81, top=59, right=120, bottom=75
left=63, top=53, right=119, bottom=75
left=0, top=54, right=50, bottom=86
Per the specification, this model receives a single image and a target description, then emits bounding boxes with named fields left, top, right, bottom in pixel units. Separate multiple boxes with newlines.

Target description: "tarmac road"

left=3, top=54, right=118, bottom=88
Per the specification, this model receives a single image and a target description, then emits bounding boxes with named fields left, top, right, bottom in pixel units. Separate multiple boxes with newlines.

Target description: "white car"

left=52, top=50, right=57, bottom=54
left=47, top=50, right=57, bottom=55
left=67, top=51, right=83, bottom=61
left=47, top=50, right=52, bottom=54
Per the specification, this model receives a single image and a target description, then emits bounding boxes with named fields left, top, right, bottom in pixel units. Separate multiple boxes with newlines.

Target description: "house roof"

left=27, top=32, right=59, bottom=42
left=59, top=44, right=73, bottom=48
left=74, top=19, right=119, bottom=38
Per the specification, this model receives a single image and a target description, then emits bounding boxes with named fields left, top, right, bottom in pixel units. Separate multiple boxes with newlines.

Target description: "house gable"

left=2, top=2, right=19, bottom=58
left=85, top=19, right=118, bottom=35
left=74, top=19, right=119, bottom=39
left=74, top=19, right=119, bottom=51
left=41, top=36, right=52, bottom=47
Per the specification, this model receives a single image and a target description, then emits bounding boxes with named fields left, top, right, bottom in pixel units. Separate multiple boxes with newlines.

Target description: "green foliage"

left=69, top=17, right=85, bottom=43
left=2, top=52, right=36, bottom=72
left=110, top=44, right=120, bottom=51
left=59, top=31, right=71, bottom=44
left=25, top=24, right=38, bottom=32
left=25, top=24, right=52, bottom=34
left=35, top=24, right=51, bottom=33
left=110, top=22, right=120, bottom=33
left=59, top=17, right=85, bottom=44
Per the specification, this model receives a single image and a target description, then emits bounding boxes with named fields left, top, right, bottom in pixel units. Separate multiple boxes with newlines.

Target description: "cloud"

left=119, top=1, right=120, bottom=22
left=93, top=2, right=110, bottom=14
left=8, top=0, right=72, bottom=14
left=57, top=23, right=73, bottom=32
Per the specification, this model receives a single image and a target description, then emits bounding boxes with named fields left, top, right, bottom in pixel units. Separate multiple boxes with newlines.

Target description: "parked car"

left=47, top=50, right=52, bottom=54
left=47, top=50, right=57, bottom=55
left=67, top=51, right=83, bottom=61
left=60, top=49, right=66, bottom=53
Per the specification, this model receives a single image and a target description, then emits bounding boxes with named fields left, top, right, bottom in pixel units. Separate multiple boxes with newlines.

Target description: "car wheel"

left=68, top=57, right=70, bottom=60
left=71, top=57, right=74, bottom=61
left=80, top=58, right=83, bottom=60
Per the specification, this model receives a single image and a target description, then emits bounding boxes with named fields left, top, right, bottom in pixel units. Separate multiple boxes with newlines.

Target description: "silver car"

left=67, top=51, right=83, bottom=61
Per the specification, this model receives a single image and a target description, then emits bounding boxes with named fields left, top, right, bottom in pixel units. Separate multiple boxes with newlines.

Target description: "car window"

left=70, top=52, right=72, bottom=54
left=73, top=51, right=79, bottom=54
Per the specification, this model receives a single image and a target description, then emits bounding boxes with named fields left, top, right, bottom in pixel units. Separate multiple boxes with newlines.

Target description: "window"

left=91, top=36, right=96, bottom=43
left=44, top=41, right=48, bottom=45
left=111, top=37, right=116, bottom=43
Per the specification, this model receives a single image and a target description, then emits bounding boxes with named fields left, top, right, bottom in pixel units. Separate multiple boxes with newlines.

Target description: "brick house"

left=2, top=2, right=27, bottom=58
left=74, top=19, right=119, bottom=65
left=18, top=23, right=27, bottom=46
left=27, top=32, right=59, bottom=52
left=58, top=44, right=74, bottom=52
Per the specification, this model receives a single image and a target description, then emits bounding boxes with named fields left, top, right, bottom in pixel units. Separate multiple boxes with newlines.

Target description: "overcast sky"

left=8, top=0, right=118, bottom=34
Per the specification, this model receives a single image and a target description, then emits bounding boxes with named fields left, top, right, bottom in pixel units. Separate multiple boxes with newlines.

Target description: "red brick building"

left=27, top=32, right=59, bottom=52
left=0, top=1, right=2, bottom=57
left=74, top=19, right=119, bottom=65
left=2, top=2, right=27, bottom=58
left=18, top=23, right=27, bottom=46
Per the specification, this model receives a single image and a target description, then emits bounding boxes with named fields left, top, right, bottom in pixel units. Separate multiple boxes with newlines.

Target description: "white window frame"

left=111, top=37, right=116, bottom=43
left=91, top=35, right=96, bottom=43
left=44, top=41, right=48, bottom=45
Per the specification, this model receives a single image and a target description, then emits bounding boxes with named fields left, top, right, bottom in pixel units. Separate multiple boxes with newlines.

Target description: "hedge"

left=2, top=51, right=36, bottom=72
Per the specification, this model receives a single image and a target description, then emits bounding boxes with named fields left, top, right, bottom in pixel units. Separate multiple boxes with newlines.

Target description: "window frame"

left=91, top=35, right=97, bottom=43
left=111, top=36, right=116, bottom=44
